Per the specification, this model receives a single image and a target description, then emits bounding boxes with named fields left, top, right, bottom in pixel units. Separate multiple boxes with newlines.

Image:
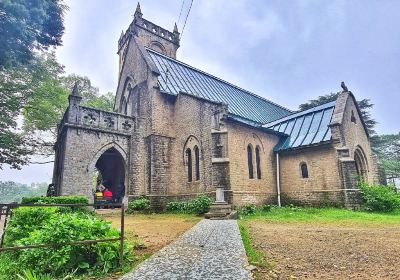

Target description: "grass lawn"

left=239, top=207, right=400, bottom=279
left=96, top=210, right=201, bottom=279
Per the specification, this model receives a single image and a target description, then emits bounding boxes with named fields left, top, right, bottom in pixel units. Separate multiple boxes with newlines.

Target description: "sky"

left=1, top=0, right=399, bottom=184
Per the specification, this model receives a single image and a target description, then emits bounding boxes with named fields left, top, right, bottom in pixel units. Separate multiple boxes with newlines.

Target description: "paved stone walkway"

left=121, top=219, right=252, bottom=280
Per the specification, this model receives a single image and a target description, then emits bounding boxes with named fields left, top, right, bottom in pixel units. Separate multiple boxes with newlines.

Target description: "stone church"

left=53, top=4, right=378, bottom=209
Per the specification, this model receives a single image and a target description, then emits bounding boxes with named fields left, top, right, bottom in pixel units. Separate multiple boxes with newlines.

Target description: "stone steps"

left=205, top=202, right=237, bottom=219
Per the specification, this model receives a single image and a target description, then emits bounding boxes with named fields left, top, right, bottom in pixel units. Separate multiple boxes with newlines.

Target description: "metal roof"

left=147, top=48, right=292, bottom=125
left=264, top=101, right=336, bottom=151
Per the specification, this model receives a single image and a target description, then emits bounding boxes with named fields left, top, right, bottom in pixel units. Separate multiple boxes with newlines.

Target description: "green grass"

left=238, top=223, right=268, bottom=266
left=241, top=206, right=400, bottom=224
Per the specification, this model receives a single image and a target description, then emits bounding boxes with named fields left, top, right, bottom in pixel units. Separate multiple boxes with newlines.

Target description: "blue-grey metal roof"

left=147, top=48, right=292, bottom=125
left=264, top=101, right=336, bottom=151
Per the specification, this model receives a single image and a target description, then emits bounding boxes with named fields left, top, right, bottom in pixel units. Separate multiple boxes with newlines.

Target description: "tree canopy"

left=0, top=51, right=114, bottom=169
left=373, top=133, right=400, bottom=184
left=0, top=0, right=67, bottom=68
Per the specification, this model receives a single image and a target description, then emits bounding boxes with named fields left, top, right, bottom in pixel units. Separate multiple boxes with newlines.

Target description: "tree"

left=0, top=52, right=114, bottom=168
left=373, top=133, right=400, bottom=184
left=299, top=92, right=377, bottom=136
left=0, top=0, right=67, bottom=68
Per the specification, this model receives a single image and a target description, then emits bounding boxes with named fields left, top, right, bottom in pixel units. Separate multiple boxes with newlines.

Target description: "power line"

left=180, top=0, right=193, bottom=39
left=177, top=0, right=185, bottom=26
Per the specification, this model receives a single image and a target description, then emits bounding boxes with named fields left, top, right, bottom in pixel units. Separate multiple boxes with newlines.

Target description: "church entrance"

left=354, top=147, right=368, bottom=182
left=94, top=147, right=126, bottom=204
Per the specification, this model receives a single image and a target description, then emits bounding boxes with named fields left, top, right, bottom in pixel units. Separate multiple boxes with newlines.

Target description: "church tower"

left=117, top=3, right=180, bottom=72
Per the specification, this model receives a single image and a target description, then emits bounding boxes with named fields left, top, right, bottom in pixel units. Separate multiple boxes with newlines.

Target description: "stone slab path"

left=121, top=219, right=252, bottom=280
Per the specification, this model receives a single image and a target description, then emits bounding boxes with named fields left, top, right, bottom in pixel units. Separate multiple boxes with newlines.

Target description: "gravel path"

left=121, top=219, right=252, bottom=280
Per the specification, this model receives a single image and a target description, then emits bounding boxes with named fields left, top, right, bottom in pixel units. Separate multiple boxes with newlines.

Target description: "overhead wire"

left=177, top=0, right=185, bottom=26
left=180, top=0, right=193, bottom=39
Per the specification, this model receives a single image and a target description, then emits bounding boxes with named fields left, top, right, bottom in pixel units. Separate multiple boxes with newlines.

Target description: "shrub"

left=189, top=194, right=212, bottom=215
left=261, top=204, right=272, bottom=212
left=239, top=204, right=257, bottom=216
left=0, top=207, right=132, bottom=278
left=359, top=183, right=400, bottom=212
left=126, top=197, right=151, bottom=213
left=166, top=194, right=212, bottom=215
left=21, top=196, right=88, bottom=205
left=166, top=201, right=188, bottom=213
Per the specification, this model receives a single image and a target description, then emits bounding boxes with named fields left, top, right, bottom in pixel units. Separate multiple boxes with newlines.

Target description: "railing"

left=0, top=203, right=125, bottom=267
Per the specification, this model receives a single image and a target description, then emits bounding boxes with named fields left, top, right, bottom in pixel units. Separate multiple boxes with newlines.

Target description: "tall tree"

left=373, top=133, right=400, bottom=185
left=0, top=0, right=67, bottom=68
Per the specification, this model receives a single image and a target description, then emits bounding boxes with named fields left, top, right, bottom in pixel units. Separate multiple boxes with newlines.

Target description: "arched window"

left=247, top=145, right=254, bottom=179
left=300, top=163, right=309, bottom=178
left=194, top=145, right=200, bottom=181
left=186, top=148, right=192, bottom=182
left=255, top=146, right=261, bottom=179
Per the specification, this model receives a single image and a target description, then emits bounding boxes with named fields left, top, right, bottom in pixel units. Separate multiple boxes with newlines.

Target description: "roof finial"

left=341, top=81, right=349, bottom=92
left=71, top=81, right=80, bottom=96
left=136, top=2, right=141, bottom=14
left=173, top=22, right=179, bottom=34
left=134, top=2, right=142, bottom=18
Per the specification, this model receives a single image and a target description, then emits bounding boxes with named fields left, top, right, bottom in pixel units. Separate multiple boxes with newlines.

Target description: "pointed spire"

left=134, top=2, right=142, bottom=18
left=71, top=81, right=80, bottom=96
left=135, top=2, right=141, bottom=14
left=173, top=22, right=179, bottom=34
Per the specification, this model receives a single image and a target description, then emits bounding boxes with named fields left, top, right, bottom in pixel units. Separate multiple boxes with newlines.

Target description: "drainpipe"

left=276, top=152, right=281, bottom=207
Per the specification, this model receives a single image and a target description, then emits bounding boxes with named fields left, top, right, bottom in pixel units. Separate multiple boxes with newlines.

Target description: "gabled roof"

left=264, top=101, right=336, bottom=151
left=147, top=48, right=292, bottom=125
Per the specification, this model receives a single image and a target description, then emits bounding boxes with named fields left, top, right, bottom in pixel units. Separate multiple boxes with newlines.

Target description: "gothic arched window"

left=247, top=145, right=254, bottom=179
left=255, top=146, right=261, bottom=179
left=186, top=148, right=192, bottom=182
left=300, top=162, right=309, bottom=178
left=194, top=145, right=200, bottom=181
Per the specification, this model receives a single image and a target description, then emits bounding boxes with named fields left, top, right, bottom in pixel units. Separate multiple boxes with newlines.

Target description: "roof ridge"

left=146, top=48, right=292, bottom=114
left=264, top=100, right=336, bottom=127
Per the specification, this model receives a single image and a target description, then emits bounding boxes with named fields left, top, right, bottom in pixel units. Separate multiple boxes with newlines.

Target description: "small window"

left=247, top=145, right=254, bottom=179
left=186, top=148, right=192, bottom=182
left=351, top=110, right=357, bottom=123
left=255, top=146, right=261, bottom=179
left=194, top=146, right=200, bottom=181
left=300, top=163, right=309, bottom=178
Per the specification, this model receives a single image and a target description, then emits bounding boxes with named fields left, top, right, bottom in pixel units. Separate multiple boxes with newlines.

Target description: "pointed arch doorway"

left=94, top=147, right=126, bottom=203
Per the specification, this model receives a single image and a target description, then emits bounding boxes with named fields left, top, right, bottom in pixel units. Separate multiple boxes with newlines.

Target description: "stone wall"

left=225, top=121, right=280, bottom=207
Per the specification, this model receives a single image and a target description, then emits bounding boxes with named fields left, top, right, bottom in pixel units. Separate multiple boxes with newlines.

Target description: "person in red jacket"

left=103, top=188, right=113, bottom=198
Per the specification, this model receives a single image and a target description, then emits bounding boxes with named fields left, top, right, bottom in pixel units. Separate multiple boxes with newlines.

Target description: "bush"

left=126, top=197, right=150, bottom=213
left=0, top=206, right=132, bottom=279
left=261, top=204, right=272, bottom=212
left=359, top=183, right=400, bottom=212
left=21, top=196, right=89, bottom=205
left=239, top=204, right=257, bottom=216
left=166, top=194, right=212, bottom=215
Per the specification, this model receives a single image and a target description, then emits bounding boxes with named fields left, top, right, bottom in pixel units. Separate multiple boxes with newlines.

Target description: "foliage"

left=21, top=195, right=88, bottom=205
left=239, top=204, right=258, bottom=216
left=359, top=183, right=400, bottom=212
left=0, top=207, right=132, bottom=279
left=126, top=197, right=151, bottom=213
left=16, top=270, right=53, bottom=280
left=0, top=0, right=67, bottom=68
left=166, top=194, right=212, bottom=215
left=0, top=51, right=115, bottom=168
left=0, top=181, right=47, bottom=203
left=373, top=133, right=400, bottom=183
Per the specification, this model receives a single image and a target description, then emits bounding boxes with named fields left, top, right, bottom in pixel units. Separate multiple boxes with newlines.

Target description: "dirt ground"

left=98, top=210, right=200, bottom=253
left=244, top=220, right=400, bottom=280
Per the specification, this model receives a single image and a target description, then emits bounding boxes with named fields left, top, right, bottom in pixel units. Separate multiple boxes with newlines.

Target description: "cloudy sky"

left=1, top=0, right=399, bottom=184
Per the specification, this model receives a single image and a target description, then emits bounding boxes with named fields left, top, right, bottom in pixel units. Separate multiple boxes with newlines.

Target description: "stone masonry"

left=52, top=4, right=377, bottom=209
